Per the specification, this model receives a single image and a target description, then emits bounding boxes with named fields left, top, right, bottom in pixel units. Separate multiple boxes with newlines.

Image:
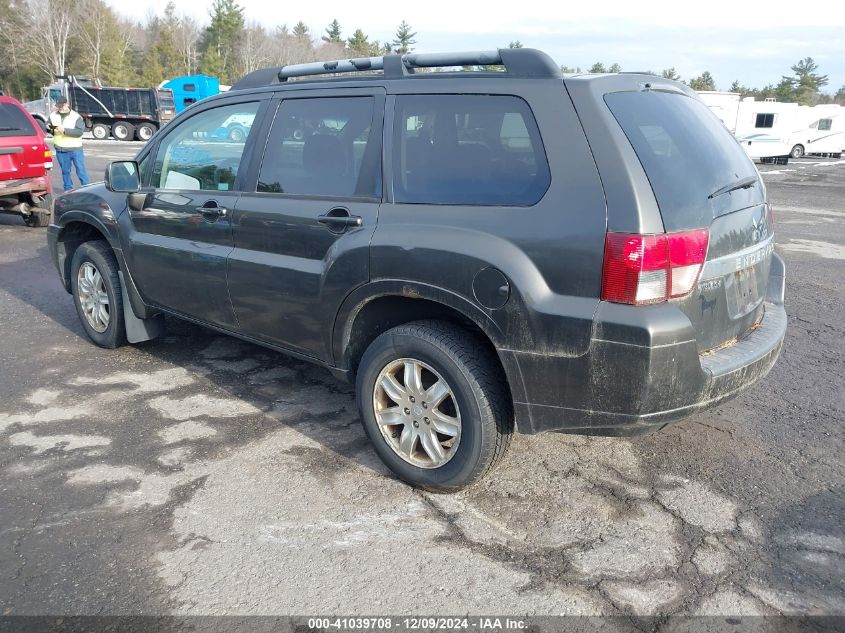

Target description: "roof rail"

left=231, top=48, right=560, bottom=90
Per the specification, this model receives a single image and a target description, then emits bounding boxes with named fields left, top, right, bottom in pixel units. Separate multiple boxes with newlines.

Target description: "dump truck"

left=24, top=76, right=176, bottom=142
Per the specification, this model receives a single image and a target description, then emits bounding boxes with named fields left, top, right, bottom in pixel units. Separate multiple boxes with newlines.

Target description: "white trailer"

left=698, top=92, right=794, bottom=162
left=788, top=106, right=844, bottom=158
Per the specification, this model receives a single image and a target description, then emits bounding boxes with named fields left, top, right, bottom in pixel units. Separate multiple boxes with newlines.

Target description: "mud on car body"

left=47, top=49, right=786, bottom=490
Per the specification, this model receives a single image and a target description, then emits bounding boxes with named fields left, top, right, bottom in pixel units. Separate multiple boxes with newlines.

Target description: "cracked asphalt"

left=0, top=144, right=842, bottom=622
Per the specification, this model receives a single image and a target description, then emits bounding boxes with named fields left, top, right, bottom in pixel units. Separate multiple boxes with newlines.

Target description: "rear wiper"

left=708, top=176, right=758, bottom=199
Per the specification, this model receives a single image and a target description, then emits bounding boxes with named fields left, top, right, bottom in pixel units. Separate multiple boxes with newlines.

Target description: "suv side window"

left=151, top=101, right=259, bottom=191
left=393, top=94, right=550, bottom=206
left=257, top=97, right=379, bottom=198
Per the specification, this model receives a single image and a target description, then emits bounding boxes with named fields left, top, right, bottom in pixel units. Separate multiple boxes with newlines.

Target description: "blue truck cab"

left=161, top=75, right=221, bottom=113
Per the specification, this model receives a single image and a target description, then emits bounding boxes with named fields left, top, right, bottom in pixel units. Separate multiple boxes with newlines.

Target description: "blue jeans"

left=55, top=148, right=89, bottom=192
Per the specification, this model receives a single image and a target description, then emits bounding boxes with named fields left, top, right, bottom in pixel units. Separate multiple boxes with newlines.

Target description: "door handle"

left=197, top=200, right=227, bottom=218
left=317, top=207, right=363, bottom=231
left=317, top=215, right=362, bottom=228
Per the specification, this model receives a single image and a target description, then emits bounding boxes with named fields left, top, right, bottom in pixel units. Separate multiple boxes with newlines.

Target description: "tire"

left=91, top=123, right=110, bottom=140
left=23, top=211, right=47, bottom=227
left=136, top=122, right=156, bottom=142
left=23, top=194, right=52, bottom=227
left=790, top=144, right=804, bottom=159
left=112, top=121, right=135, bottom=142
left=227, top=125, right=245, bottom=142
left=356, top=320, right=513, bottom=491
left=70, top=241, right=126, bottom=349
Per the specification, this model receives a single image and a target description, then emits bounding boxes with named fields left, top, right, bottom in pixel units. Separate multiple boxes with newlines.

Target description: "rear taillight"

left=43, top=145, right=52, bottom=169
left=601, top=229, right=709, bottom=305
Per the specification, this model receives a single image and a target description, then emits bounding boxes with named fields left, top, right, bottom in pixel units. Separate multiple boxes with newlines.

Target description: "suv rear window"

left=393, top=95, right=550, bottom=206
left=0, top=103, right=36, bottom=137
left=605, top=91, right=760, bottom=226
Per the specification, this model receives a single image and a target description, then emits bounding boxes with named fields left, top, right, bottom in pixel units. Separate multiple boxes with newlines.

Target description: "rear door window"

left=605, top=90, right=761, bottom=228
left=0, top=103, right=36, bottom=137
left=257, top=97, right=379, bottom=198
left=393, top=94, right=550, bottom=206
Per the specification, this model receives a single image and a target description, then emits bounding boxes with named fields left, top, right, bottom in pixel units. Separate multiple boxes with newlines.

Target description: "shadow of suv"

left=47, top=49, right=786, bottom=491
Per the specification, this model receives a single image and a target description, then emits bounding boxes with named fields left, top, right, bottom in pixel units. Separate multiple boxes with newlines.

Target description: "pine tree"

left=689, top=71, right=716, bottom=91
left=608, top=63, right=622, bottom=73
left=199, top=0, right=245, bottom=84
left=292, top=21, right=310, bottom=39
left=322, top=19, right=342, bottom=43
left=346, top=29, right=370, bottom=57
left=508, top=41, right=523, bottom=49
left=661, top=68, right=681, bottom=81
left=391, top=20, right=416, bottom=54
left=589, top=62, right=605, bottom=73
left=782, top=57, right=829, bottom=105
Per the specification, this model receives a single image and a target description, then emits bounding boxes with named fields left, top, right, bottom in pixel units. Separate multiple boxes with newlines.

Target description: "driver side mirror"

left=105, top=160, right=140, bottom=193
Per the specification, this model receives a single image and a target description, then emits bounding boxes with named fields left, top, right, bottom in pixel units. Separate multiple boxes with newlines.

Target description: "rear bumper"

left=513, top=253, right=787, bottom=435
left=0, top=175, right=52, bottom=203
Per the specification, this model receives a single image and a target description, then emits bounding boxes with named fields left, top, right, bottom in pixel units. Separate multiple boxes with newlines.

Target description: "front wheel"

left=790, top=144, right=804, bottom=159
left=70, top=241, right=126, bottom=348
left=227, top=125, right=245, bottom=142
left=91, top=123, right=110, bottom=140
left=356, top=320, right=513, bottom=491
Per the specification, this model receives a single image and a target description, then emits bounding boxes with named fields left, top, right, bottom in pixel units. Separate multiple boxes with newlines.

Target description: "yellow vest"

left=49, top=110, right=84, bottom=149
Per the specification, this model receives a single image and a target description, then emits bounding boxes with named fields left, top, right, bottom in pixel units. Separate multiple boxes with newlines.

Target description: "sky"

left=113, top=0, right=845, bottom=92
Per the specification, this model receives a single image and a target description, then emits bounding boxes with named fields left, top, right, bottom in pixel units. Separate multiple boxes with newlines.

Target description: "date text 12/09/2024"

left=305, top=617, right=528, bottom=630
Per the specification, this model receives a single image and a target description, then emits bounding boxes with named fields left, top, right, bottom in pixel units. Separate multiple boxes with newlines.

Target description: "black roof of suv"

left=48, top=48, right=786, bottom=490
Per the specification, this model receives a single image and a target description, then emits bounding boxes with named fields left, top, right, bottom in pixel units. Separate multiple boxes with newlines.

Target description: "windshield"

left=0, top=102, right=36, bottom=137
left=605, top=90, right=762, bottom=230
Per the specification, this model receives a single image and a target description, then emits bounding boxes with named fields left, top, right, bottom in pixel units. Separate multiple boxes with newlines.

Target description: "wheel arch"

left=55, top=215, right=162, bottom=340
left=333, top=282, right=529, bottom=425
left=54, top=218, right=115, bottom=293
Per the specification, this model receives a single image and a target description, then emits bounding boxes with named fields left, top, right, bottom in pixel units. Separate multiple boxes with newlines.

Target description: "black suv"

left=48, top=49, right=786, bottom=490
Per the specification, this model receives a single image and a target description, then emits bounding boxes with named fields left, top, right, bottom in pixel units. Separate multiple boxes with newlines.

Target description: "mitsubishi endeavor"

left=47, top=49, right=787, bottom=490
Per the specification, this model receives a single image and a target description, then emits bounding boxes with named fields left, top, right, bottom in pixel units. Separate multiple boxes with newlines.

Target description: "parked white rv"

left=788, top=107, right=844, bottom=158
left=698, top=92, right=794, bottom=162
left=698, top=91, right=844, bottom=161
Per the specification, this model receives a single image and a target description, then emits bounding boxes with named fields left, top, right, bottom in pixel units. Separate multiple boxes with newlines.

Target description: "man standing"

left=49, top=96, right=89, bottom=192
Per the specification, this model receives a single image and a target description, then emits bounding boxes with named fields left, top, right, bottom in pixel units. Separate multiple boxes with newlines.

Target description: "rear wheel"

left=136, top=122, right=156, bottom=142
left=356, top=320, right=512, bottom=491
left=70, top=241, right=126, bottom=348
left=91, top=123, right=110, bottom=140
left=790, top=144, right=805, bottom=159
left=112, top=121, right=135, bottom=142
left=23, top=194, right=52, bottom=227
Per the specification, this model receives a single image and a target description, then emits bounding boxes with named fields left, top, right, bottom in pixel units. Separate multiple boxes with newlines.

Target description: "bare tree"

left=26, top=0, right=78, bottom=78
left=77, top=0, right=112, bottom=80
left=174, top=14, right=201, bottom=75
left=0, top=1, right=34, bottom=94
left=237, top=22, right=272, bottom=75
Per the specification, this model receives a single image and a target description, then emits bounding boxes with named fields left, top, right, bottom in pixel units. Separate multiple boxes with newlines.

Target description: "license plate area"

left=725, top=265, right=763, bottom=318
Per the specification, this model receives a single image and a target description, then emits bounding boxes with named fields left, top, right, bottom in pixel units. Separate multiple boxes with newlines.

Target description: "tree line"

left=570, top=58, right=844, bottom=106
left=0, top=0, right=418, bottom=99
left=1, top=0, right=843, bottom=107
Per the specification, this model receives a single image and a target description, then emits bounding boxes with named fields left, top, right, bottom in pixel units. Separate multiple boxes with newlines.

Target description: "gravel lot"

left=0, top=143, right=842, bottom=623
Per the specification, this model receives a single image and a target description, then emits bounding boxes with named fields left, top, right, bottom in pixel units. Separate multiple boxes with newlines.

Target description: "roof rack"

left=231, top=48, right=560, bottom=90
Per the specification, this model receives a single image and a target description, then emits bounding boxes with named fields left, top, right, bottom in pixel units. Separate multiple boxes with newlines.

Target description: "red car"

left=0, top=95, right=53, bottom=227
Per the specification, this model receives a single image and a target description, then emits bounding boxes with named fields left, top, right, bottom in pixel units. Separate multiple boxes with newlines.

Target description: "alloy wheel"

left=76, top=262, right=110, bottom=333
left=372, top=358, right=462, bottom=469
